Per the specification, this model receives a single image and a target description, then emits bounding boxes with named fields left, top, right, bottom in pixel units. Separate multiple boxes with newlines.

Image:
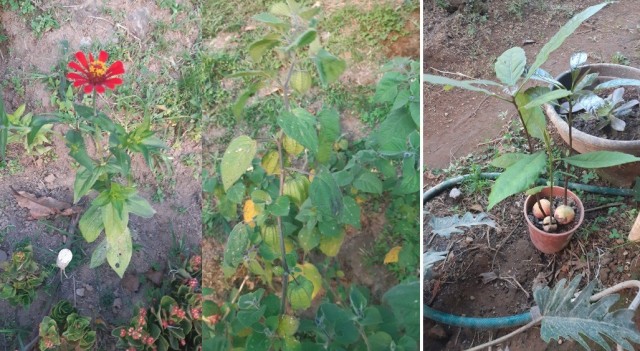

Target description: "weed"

left=507, top=0, right=530, bottom=20
left=611, top=51, right=630, bottom=66
left=609, top=228, right=622, bottom=240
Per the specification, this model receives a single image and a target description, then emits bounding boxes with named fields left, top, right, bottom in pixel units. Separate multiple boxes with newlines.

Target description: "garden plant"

left=207, top=1, right=420, bottom=350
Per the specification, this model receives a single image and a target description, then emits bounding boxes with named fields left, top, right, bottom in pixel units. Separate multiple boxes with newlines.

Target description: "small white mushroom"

left=57, top=249, right=73, bottom=278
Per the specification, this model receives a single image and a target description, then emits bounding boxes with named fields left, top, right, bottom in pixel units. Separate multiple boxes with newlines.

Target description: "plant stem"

left=282, top=57, right=297, bottom=112
left=276, top=133, right=289, bottom=315
left=512, top=99, right=535, bottom=154
left=563, top=99, right=575, bottom=205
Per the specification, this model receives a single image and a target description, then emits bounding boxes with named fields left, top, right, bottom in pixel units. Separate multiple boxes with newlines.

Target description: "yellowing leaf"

left=384, top=246, right=402, bottom=264
left=243, top=199, right=259, bottom=228
left=291, top=262, right=323, bottom=299
left=319, top=231, right=345, bottom=257
left=262, top=150, right=280, bottom=175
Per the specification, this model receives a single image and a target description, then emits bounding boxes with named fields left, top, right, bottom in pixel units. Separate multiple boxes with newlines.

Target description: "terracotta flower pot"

left=544, top=63, right=640, bottom=187
left=524, top=186, right=584, bottom=254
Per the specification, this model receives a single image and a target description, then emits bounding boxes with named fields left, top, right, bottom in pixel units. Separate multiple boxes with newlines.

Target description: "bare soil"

left=424, top=0, right=640, bottom=168
left=0, top=1, right=201, bottom=348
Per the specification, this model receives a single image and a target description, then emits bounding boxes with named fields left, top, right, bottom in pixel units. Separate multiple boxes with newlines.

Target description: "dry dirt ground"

left=424, top=0, right=640, bottom=168
left=0, top=1, right=201, bottom=348
left=424, top=1, right=640, bottom=350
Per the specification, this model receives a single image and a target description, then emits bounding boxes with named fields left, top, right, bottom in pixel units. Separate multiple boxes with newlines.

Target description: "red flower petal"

left=95, top=84, right=106, bottom=94
left=66, top=72, right=87, bottom=81
left=68, top=61, right=87, bottom=74
left=104, top=77, right=123, bottom=89
left=75, top=52, right=89, bottom=69
left=83, top=84, right=94, bottom=94
left=73, top=81, right=87, bottom=87
left=89, top=53, right=95, bottom=63
left=106, top=61, right=125, bottom=76
left=99, top=50, right=108, bottom=62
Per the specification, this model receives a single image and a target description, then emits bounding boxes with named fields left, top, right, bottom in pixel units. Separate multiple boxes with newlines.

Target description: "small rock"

left=469, top=295, right=475, bottom=301
left=127, top=7, right=150, bottom=38
left=601, top=268, right=610, bottom=282
left=427, top=324, right=448, bottom=340
left=145, top=269, right=164, bottom=287
left=112, top=297, right=122, bottom=311
left=0, top=250, right=7, bottom=263
left=449, top=188, right=462, bottom=199
left=84, top=284, right=94, bottom=292
left=44, top=174, right=56, bottom=185
left=75, top=288, right=85, bottom=297
left=465, top=236, right=474, bottom=244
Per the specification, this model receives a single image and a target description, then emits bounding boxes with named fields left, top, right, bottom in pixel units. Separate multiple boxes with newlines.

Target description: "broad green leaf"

left=317, top=303, right=359, bottom=345
left=487, top=151, right=546, bottom=210
left=494, top=47, right=526, bottom=86
left=313, top=49, right=346, bottom=86
left=125, top=193, right=155, bottom=218
left=73, top=104, right=94, bottom=119
left=268, top=196, right=290, bottom=216
left=89, top=239, right=107, bottom=269
left=374, top=72, right=404, bottom=103
left=535, top=275, right=640, bottom=351
left=317, top=109, right=340, bottom=164
left=370, top=108, right=415, bottom=155
left=395, top=156, right=419, bottom=195
left=368, top=331, right=394, bottom=351
left=287, top=276, right=313, bottom=311
left=382, top=280, right=420, bottom=341
left=65, top=130, right=94, bottom=171
left=341, top=196, right=361, bottom=229
left=392, top=89, right=411, bottom=111
left=515, top=89, right=547, bottom=141
left=223, top=223, right=251, bottom=268
left=524, top=89, right=572, bottom=109
left=226, top=70, right=275, bottom=79
left=318, top=230, right=345, bottom=257
left=309, top=168, right=343, bottom=220
left=563, top=151, right=640, bottom=169
left=490, top=152, right=528, bottom=169
left=570, top=52, right=588, bottom=69
left=73, top=166, right=102, bottom=203
left=102, top=203, right=130, bottom=278
left=270, top=2, right=290, bottom=16
left=277, top=108, right=318, bottom=154
left=248, top=38, right=280, bottom=63
left=353, top=170, right=383, bottom=194
left=246, top=331, right=270, bottom=351
left=526, top=2, right=609, bottom=80
left=299, top=6, right=321, bottom=20
left=287, top=29, right=316, bottom=51
left=595, top=78, right=640, bottom=90
left=79, top=204, right=104, bottom=243
left=232, top=83, right=261, bottom=118
left=424, top=74, right=502, bottom=96
left=297, top=225, right=320, bottom=252
left=221, top=135, right=257, bottom=191
left=253, top=12, right=287, bottom=28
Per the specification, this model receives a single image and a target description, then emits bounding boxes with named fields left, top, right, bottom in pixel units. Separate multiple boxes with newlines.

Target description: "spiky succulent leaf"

left=534, top=275, right=640, bottom=351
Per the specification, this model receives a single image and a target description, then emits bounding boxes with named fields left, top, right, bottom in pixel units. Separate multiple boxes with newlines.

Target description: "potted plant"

left=542, top=62, right=640, bottom=186
left=425, top=1, right=640, bottom=253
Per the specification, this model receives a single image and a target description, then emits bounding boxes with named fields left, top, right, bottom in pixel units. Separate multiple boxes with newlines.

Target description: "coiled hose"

left=423, top=172, right=635, bottom=329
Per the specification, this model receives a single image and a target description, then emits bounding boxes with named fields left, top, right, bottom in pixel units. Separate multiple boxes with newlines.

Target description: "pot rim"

left=523, top=186, right=585, bottom=237
left=544, top=63, right=640, bottom=148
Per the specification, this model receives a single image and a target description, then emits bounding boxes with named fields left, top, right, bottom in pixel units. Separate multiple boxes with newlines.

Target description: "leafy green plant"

left=575, top=86, right=639, bottom=132
left=113, top=254, right=202, bottom=350
left=211, top=1, right=419, bottom=349
left=38, top=300, right=96, bottom=351
left=425, top=2, right=640, bottom=213
left=25, top=51, right=167, bottom=278
left=0, top=244, right=48, bottom=307
left=6, top=104, right=53, bottom=155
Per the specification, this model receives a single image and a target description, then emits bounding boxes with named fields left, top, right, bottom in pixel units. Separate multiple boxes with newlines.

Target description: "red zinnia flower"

left=66, top=51, right=124, bottom=94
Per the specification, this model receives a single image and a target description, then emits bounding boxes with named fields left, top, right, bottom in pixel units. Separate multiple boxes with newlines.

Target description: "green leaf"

left=277, top=108, right=318, bottom=154
left=535, top=275, right=640, bottom=351
left=268, top=196, right=290, bottom=216
left=248, top=38, right=280, bottom=63
left=515, top=89, right=547, bottom=141
left=27, top=115, right=61, bottom=146
left=563, top=151, right=640, bottom=169
left=79, top=204, right=104, bottom=243
left=65, top=129, right=94, bottom=170
left=595, top=78, right=640, bottom=90
left=313, top=48, right=346, bottom=86
left=487, top=151, right=546, bottom=210
left=317, top=109, right=340, bottom=164
left=223, top=223, right=251, bottom=268
left=287, top=29, right=317, bottom=51
left=524, top=89, right=572, bottom=109
left=288, top=276, right=313, bottom=311
left=270, top=2, right=290, bottom=16
left=89, top=239, right=107, bottom=269
left=374, top=72, right=403, bottom=103
left=341, top=196, right=361, bottom=229
left=102, top=203, right=131, bottom=278
left=395, top=156, right=419, bottom=195
left=526, top=2, right=609, bottom=80
left=494, top=47, right=526, bottom=86
left=309, top=168, right=343, bottom=220
left=424, top=74, right=502, bottom=96
left=233, top=82, right=261, bottom=118
left=316, top=303, right=359, bottom=345
left=297, top=225, right=320, bottom=253
left=368, top=331, right=394, bottom=351
left=429, top=212, right=496, bottom=238
left=382, top=280, right=420, bottom=341
left=353, top=170, right=383, bottom=194
left=490, top=152, right=528, bottom=169
left=221, top=135, right=257, bottom=191
left=73, top=166, right=102, bottom=203
left=125, top=193, right=155, bottom=218
left=253, top=12, right=288, bottom=29
left=370, top=108, right=415, bottom=155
